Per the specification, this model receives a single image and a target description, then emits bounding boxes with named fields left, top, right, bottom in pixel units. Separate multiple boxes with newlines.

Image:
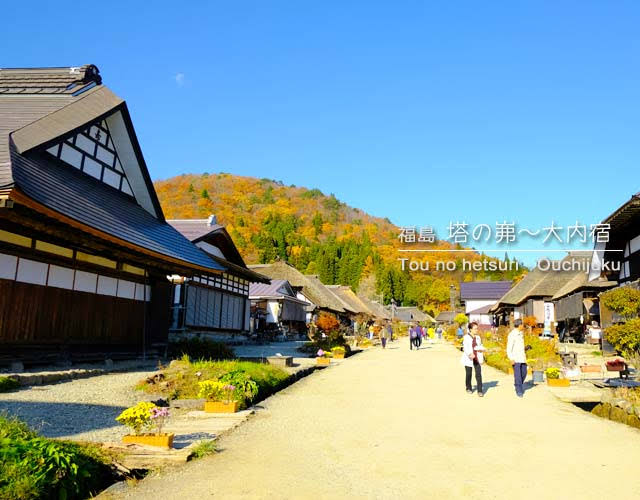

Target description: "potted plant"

left=199, top=380, right=239, bottom=413
left=545, top=367, right=570, bottom=387
left=331, top=346, right=346, bottom=359
left=316, top=349, right=330, bottom=366
left=116, top=401, right=174, bottom=448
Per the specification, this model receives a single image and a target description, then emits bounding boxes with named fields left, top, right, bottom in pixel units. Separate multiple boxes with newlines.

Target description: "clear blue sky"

left=4, top=1, right=639, bottom=263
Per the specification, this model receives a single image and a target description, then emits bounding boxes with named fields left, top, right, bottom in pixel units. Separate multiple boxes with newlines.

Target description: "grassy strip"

left=190, top=440, right=217, bottom=460
left=137, top=357, right=291, bottom=405
left=0, top=377, right=19, bottom=393
left=0, top=414, right=116, bottom=500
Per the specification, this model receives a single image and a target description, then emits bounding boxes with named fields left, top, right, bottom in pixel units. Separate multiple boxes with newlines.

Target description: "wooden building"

left=167, top=216, right=269, bottom=337
left=0, top=65, right=224, bottom=363
left=589, top=192, right=640, bottom=284
left=459, top=281, right=512, bottom=325
left=249, top=279, right=309, bottom=335
left=248, top=261, right=353, bottom=323
left=491, top=253, right=597, bottom=334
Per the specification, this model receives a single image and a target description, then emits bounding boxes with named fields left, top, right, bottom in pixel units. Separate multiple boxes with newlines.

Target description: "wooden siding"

left=0, top=278, right=145, bottom=347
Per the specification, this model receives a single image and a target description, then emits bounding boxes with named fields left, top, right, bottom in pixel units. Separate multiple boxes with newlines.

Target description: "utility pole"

left=449, top=284, right=456, bottom=312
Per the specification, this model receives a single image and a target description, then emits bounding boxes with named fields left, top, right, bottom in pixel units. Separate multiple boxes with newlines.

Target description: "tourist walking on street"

left=461, top=322, right=485, bottom=397
left=507, top=319, right=527, bottom=398
left=409, top=324, right=419, bottom=350
left=436, top=325, right=443, bottom=340
left=379, top=324, right=389, bottom=349
left=386, top=322, right=394, bottom=342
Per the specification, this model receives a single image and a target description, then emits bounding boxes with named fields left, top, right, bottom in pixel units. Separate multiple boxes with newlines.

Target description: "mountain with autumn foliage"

left=154, top=173, right=525, bottom=315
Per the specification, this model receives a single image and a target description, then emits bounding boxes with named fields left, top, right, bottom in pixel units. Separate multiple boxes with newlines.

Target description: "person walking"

left=386, top=322, right=394, bottom=342
left=507, top=319, right=527, bottom=398
left=409, top=323, right=420, bottom=350
left=436, top=325, right=443, bottom=340
left=460, top=322, right=485, bottom=397
left=379, top=324, right=389, bottom=349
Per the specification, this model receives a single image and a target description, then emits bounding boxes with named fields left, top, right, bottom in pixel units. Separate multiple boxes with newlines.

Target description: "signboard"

left=543, top=302, right=554, bottom=336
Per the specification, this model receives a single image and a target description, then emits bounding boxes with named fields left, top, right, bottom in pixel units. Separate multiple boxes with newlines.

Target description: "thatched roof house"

left=491, top=252, right=599, bottom=324
left=248, top=261, right=350, bottom=317
left=395, top=307, right=435, bottom=324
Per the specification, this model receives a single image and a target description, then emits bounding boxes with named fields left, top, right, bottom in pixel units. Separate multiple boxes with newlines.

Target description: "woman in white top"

left=460, top=322, right=486, bottom=397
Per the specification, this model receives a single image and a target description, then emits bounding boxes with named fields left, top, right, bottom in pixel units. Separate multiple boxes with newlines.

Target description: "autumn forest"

left=155, top=173, right=525, bottom=316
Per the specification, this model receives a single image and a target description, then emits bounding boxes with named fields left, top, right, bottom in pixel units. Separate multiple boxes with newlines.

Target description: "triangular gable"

left=10, top=87, right=163, bottom=220
left=276, top=281, right=297, bottom=298
left=45, top=118, right=134, bottom=197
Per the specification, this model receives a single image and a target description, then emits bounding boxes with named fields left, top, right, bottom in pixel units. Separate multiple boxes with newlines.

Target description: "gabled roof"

left=460, top=281, right=512, bottom=300
left=468, top=304, right=493, bottom=315
left=247, top=261, right=348, bottom=314
left=395, top=307, right=435, bottom=323
left=357, top=296, right=391, bottom=320
left=326, top=285, right=375, bottom=316
left=0, top=65, right=224, bottom=274
left=249, top=279, right=309, bottom=305
left=435, top=311, right=456, bottom=322
left=0, top=65, right=102, bottom=95
left=551, top=273, right=617, bottom=301
left=494, top=253, right=593, bottom=307
left=169, top=216, right=269, bottom=283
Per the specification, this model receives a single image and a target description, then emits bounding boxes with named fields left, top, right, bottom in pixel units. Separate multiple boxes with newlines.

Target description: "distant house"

left=435, top=311, right=456, bottom=324
left=326, top=285, right=375, bottom=319
left=249, top=279, right=309, bottom=334
left=167, top=216, right=269, bottom=338
left=357, top=296, right=391, bottom=321
left=459, top=281, right=512, bottom=325
left=248, top=261, right=353, bottom=323
left=0, top=65, right=224, bottom=363
left=394, top=307, right=435, bottom=324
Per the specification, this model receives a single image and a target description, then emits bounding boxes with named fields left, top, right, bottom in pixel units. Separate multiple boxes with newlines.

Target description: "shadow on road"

left=0, top=400, right=128, bottom=437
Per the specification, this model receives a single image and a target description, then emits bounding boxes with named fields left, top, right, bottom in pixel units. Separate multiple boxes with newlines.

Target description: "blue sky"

left=4, top=1, right=639, bottom=263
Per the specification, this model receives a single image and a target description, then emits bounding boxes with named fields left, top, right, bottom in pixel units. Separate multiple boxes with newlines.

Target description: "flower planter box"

left=317, top=357, right=331, bottom=366
left=204, top=401, right=239, bottom=413
left=547, top=378, right=570, bottom=387
left=333, top=353, right=345, bottom=359
left=580, top=365, right=601, bottom=373
left=122, top=433, right=174, bottom=448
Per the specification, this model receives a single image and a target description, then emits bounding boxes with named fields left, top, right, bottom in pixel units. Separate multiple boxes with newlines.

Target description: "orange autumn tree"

left=316, top=312, right=340, bottom=333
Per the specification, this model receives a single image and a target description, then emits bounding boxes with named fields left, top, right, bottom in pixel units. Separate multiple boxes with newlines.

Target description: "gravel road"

left=0, top=369, right=157, bottom=442
left=117, top=341, right=640, bottom=500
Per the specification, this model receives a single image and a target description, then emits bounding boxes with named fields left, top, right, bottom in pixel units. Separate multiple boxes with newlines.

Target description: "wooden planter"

left=317, top=357, right=331, bottom=366
left=332, top=353, right=345, bottom=359
left=580, top=365, right=601, bottom=373
left=122, top=433, right=174, bottom=448
left=204, top=401, right=239, bottom=413
left=547, top=378, right=570, bottom=387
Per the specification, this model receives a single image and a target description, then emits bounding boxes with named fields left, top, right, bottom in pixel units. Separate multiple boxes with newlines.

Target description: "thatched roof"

left=326, top=286, right=375, bottom=316
left=494, top=252, right=596, bottom=307
left=551, top=274, right=617, bottom=300
left=395, top=307, right=435, bottom=323
left=435, top=311, right=456, bottom=323
left=357, top=296, right=391, bottom=320
left=247, top=261, right=348, bottom=314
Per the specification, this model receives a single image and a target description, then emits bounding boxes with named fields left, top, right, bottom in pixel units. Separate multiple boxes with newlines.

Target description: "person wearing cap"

left=507, top=318, right=527, bottom=397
